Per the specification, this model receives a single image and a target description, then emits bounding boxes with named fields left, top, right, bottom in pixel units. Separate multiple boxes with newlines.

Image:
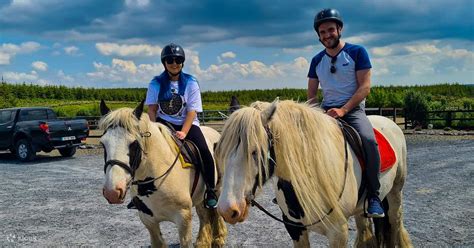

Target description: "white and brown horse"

left=215, top=100, right=412, bottom=247
left=99, top=100, right=227, bottom=248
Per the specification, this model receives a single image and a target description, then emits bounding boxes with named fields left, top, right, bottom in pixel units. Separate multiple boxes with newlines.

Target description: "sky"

left=0, top=0, right=473, bottom=91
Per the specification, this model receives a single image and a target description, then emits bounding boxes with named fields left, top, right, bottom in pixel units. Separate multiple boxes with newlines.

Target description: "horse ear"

left=261, top=98, right=279, bottom=125
left=133, top=99, right=145, bottom=120
left=229, top=95, right=241, bottom=114
left=100, top=99, right=111, bottom=116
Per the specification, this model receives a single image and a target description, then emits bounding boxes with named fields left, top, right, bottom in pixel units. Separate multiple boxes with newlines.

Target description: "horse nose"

left=218, top=203, right=241, bottom=224
left=102, top=187, right=125, bottom=204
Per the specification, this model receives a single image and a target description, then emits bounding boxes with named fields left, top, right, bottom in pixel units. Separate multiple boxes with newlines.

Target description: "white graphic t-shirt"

left=145, top=77, right=202, bottom=126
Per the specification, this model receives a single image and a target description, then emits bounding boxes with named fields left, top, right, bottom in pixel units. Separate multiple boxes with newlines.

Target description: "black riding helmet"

left=313, top=8, right=343, bottom=32
left=161, top=43, right=185, bottom=64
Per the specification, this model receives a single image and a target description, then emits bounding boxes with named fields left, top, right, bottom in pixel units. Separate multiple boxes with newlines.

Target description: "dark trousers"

left=324, top=106, right=381, bottom=196
left=157, top=118, right=215, bottom=189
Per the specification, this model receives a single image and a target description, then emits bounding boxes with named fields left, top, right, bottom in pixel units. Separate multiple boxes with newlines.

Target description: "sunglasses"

left=165, top=56, right=184, bottom=64
left=330, top=56, right=337, bottom=74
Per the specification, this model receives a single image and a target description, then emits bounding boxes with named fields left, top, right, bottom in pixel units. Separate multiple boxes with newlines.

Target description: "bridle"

left=248, top=124, right=349, bottom=228
left=103, top=128, right=184, bottom=189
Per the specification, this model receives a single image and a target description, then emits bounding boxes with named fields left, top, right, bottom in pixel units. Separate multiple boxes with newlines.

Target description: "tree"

left=404, top=90, right=429, bottom=129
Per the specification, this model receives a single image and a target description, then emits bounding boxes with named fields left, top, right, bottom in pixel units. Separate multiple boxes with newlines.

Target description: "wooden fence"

left=408, top=109, right=474, bottom=129
left=81, top=107, right=473, bottom=135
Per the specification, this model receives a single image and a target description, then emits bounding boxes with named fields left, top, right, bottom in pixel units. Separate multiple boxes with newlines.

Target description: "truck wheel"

left=16, top=139, right=36, bottom=162
left=59, top=147, right=77, bottom=157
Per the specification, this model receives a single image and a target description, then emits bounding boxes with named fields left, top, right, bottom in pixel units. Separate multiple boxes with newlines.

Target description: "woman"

left=145, top=43, right=218, bottom=209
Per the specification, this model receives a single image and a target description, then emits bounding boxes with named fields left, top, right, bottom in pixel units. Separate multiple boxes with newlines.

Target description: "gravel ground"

left=0, top=135, right=473, bottom=247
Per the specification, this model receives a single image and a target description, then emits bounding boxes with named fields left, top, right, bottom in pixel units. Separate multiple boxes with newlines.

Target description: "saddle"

left=338, top=120, right=397, bottom=173
left=171, top=136, right=204, bottom=171
left=339, top=120, right=397, bottom=205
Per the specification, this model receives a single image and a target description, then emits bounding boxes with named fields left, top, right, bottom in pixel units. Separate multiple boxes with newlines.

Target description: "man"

left=307, top=8, right=385, bottom=218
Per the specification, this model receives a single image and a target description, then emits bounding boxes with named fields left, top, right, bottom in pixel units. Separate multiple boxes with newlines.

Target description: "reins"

left=250, top=123, right=349, bottom=228
left=131, top=140, right=184, bottom=186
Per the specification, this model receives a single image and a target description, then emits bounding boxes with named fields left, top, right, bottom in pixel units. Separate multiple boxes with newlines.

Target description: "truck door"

left=0, top=110, right=15, bottom=148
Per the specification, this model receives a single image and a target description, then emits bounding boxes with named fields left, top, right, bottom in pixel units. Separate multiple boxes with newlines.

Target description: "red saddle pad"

left=374, top=128, right=397, bottom=172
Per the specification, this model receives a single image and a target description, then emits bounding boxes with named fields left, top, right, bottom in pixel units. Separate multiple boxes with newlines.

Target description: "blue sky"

left=1, top=0, right=473, bottom=91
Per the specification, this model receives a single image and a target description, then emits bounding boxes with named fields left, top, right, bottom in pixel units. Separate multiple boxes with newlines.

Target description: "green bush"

left=404, top=90, right=430, bottom=128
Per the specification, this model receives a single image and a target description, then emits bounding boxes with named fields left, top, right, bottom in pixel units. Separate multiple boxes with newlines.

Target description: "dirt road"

left=0, top=135, right=472, bottom=247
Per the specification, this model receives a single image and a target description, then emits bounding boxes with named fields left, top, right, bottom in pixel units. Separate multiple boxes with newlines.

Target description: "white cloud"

left=64, top=46, right=79, bottom=55
left=217, top=51, right=236, bottom=63
left=345, top=33, right=384, bottom=45
left=57, top=70, right=74, bottom=83
left=0, top=53, right=10, bottom=65
left=3, top=71, right=39, bottom=82
left=96, top=43, right=162, bottom=57
left=86, top=58, right=162, bottom=84
left=78, top=39, right=473, bottom=89
left=11, top=0, right=34, bottom=7
left=370, top=40, right=474, bottom=84
left=221, top=51, right=236, bottom=59
left=371, top=47, right=393, bottom=57
left=0, top=41, right=40, bottom=65
left=188, top=50, right=310, bottom=90
left=83, top=48, right=310, bottom=90
left=125, top=0, right=150, bottom=8
left=32, top=61, right=48, bottom=71
left=405, top=44, right=440, bottom=55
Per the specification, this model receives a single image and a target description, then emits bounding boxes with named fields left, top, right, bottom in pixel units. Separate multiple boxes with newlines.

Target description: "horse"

left=215, top=99, right=412, bottom=248
left=99, top=100, right=227, bottom=248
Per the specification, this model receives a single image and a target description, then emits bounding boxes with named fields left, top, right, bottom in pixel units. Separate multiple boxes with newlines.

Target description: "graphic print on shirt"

left=159, top=89, right=186, bottom=116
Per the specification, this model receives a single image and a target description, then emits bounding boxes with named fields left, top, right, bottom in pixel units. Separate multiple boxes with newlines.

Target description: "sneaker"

left=367, top=196, right=385, bottom=218
left=204, top=189, right=218, bottom=209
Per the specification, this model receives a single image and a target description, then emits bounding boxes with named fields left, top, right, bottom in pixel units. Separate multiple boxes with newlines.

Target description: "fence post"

left=404, top=108, right=408, bottom=130
left=446, top=111, right=452, bottom=127
left=393, top=107, right=397, bottom=122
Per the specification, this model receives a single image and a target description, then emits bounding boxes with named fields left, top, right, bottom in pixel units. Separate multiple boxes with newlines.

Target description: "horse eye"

left=251, top=151, right=257, bottom=160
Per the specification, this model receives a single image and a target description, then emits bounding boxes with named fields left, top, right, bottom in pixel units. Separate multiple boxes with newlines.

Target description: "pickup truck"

left=0, top=107, right=89, bottom=161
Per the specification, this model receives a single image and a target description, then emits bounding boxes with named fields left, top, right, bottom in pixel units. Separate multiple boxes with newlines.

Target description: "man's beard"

left=319, top=34, right=341, bottom=49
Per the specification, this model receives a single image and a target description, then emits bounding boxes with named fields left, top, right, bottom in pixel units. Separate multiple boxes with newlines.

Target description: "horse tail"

left=373, top=198, right=391, bottom=247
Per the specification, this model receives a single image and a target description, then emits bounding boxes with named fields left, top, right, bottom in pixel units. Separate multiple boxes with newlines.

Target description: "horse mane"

left=98, top=107, right=176, bottom=152
left=270, top=100, right=346, bottom=224
left=215, top=106, right=271, bottom=189
left=217, top=100, right=347, bottom=225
